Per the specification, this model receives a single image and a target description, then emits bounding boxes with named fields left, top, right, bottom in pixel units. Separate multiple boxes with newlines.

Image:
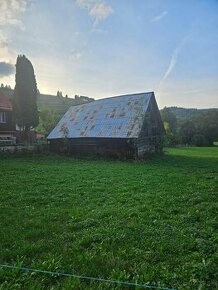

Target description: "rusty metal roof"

left=47, top=92, right=153, bottom=139
left=0, top=91, right=12, bottom=110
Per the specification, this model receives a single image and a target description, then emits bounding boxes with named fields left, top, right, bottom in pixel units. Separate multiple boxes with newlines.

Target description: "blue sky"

left=0, top=0, right=218, bottom=108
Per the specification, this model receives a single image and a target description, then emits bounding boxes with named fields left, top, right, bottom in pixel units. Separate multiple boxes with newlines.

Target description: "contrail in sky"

left=157, top=33, right=189, bottom=93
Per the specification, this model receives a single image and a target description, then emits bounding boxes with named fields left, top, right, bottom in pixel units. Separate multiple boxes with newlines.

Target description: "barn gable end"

left=137, top=93, right=164, bottom=157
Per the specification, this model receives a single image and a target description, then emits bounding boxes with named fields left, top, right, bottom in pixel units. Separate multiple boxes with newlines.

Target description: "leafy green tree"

left=37, top=109, right=60, bottom=135
left=161, top=107, right=218, bottom=147
left=13, top=55, right=39, bottom=133
left=160, top=107, right=177, bottom=133
left=179, top=120, right=196, bottom=145
left=160, top=107, right=178, bottom=146
left=191, top=134, right=207, bottom=146
left=191, top=110, right=218, bottom=146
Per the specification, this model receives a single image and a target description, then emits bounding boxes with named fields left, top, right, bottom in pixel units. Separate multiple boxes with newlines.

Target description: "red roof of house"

left=0, top=91, right=13, bottom=110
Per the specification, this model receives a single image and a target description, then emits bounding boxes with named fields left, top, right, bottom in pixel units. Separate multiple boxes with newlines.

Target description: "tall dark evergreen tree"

left=13, top=55, right=39, bottom=132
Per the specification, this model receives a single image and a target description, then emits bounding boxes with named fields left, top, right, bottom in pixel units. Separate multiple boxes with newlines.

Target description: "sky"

left=0, top=0, right=218, bottom=108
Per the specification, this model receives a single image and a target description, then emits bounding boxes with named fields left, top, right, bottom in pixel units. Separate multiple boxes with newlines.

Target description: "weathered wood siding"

left=50, top=138, right=136, bottom=158
left=137, top=97, right=164, bottom=158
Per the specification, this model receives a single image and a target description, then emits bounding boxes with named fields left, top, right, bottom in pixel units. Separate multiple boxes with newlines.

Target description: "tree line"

left=8, top=55, right=218, bottom=145
left=160, top=107, right=218, bottom=146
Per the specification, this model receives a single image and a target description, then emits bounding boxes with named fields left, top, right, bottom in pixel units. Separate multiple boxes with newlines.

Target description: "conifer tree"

left=13, top=55, right=39, bottom=132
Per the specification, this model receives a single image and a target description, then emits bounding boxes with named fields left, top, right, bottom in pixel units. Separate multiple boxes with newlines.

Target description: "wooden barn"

left=47, top=92, right=164, bottom=158
left=0, top=91, right=16, bottom=145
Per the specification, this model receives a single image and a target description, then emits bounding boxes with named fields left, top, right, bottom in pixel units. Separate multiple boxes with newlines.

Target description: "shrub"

left=191, top=134, right=208, bottom=146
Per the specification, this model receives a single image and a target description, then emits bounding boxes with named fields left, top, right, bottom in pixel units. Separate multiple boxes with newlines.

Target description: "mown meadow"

left=0, top=147, right=217, bottom=289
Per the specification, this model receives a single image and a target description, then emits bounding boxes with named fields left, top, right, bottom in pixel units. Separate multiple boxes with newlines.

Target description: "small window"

left=0, top=112, right=6, bottom=123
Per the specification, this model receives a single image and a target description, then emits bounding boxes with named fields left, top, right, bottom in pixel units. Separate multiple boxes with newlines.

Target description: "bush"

left=163, top=133, right=178, bottom=147
left=191, top=134, right=208, bottom=146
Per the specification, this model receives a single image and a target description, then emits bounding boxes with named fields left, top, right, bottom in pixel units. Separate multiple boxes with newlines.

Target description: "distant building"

left=0, top=91, right=16, bottom=145
left=47, top=92, right=164, bottom=158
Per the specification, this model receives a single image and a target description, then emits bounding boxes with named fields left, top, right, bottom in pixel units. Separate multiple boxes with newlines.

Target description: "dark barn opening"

left=50, top=137, right=136, bottom=158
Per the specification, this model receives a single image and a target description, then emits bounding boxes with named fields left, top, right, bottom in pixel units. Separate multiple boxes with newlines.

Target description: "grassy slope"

left=0, top=148, right=217, bottom=289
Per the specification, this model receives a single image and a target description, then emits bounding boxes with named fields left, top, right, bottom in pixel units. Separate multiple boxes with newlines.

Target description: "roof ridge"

left=69, top=92, right=153, bottom=109
left=93, top=91, right=153, bottom=102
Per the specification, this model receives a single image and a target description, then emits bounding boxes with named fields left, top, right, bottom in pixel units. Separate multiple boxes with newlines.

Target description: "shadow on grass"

left=1, top=147, right=217, bottom=171
left=156, top=148, right=218, bottom=170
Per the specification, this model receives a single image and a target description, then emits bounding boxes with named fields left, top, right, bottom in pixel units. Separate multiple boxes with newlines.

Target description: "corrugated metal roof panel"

left=0, top=91, right=12, bottom=110
left=47, top=92, right=153, bottom=139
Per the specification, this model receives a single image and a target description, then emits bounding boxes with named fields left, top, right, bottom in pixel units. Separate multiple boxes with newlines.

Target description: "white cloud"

left=182, top=89, right=201, bottom=95
left=0, top=32, right=9, bottom=49
left=75, top=31, right=82, bottom=36
left=90, top=27, right=106, bottom=33
left=0, top=31, right=14, bottom=64
left=70, top=51, right=83, bottom=61
left=90, top=1, right=113, bottom=25
left=75, top=0, right=113, bottom=25
left=151, top=11, right=168, bottom=23
left=0, top=0, right=28, bottom=81
left=0, top=0, right=27, bottom=29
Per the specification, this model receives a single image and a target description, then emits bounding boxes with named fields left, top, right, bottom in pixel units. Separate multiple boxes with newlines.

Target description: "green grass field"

left=0, top=147, right=217, bottom=289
